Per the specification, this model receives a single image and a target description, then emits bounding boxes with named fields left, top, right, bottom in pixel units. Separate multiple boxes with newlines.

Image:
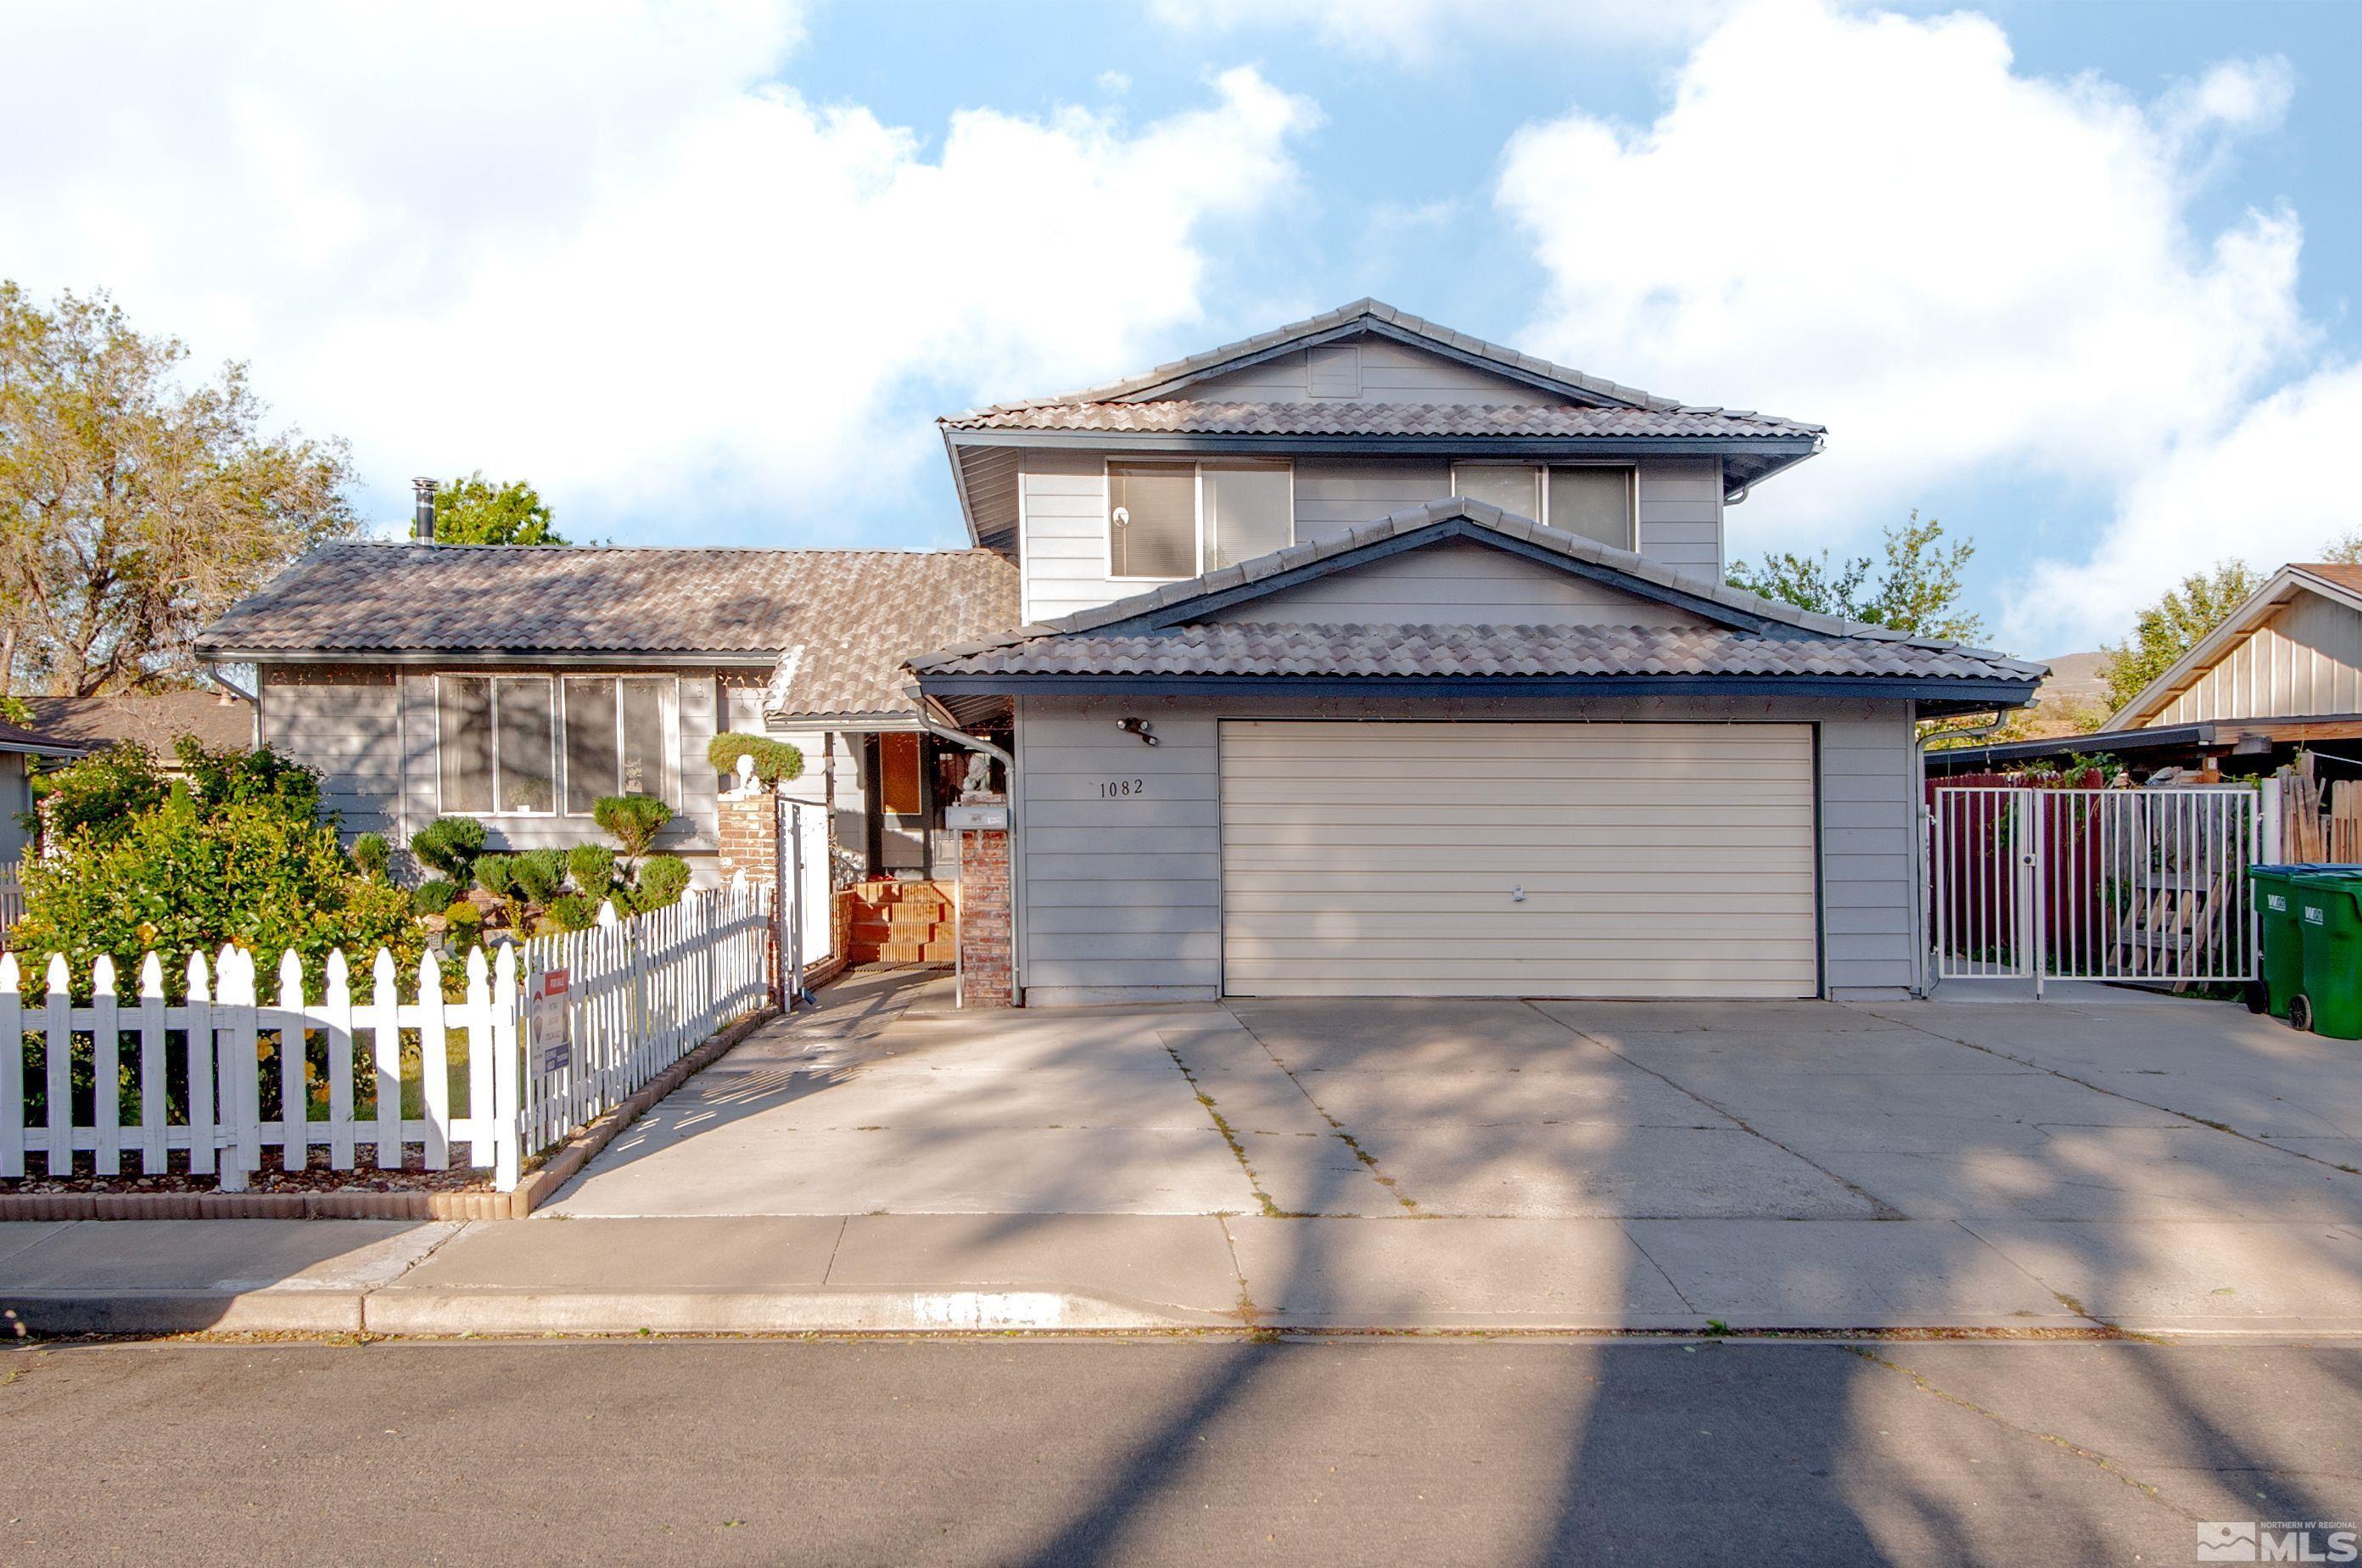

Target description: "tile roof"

left=198, top=541, right=1016, bottom=657
left=2296, top=562, right=2362, bottom=595
left=915, top=621, right=2039, bottom=684
left=23, top=692, right=255, bottom=756
left=956, top=298, right=1682, bottom=416
left=195, top=542, right=1020, bottom=721
left=939, top=400, right=1822, bottom=440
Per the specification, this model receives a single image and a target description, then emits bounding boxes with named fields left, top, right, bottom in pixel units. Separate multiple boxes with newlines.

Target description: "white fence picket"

left=0, top=882, right=776, bottom=1192
left=92, top=955, right=120, bottom=1176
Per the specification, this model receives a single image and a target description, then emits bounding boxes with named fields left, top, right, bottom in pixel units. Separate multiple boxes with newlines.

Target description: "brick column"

left=715, top=787, right=779, bottom=888
left=956, top=791, right=1015, bottom=1009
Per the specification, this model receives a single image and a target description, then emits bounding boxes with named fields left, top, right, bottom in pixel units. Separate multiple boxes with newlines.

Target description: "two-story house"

left=198, top=300, right=2040, bottom=1001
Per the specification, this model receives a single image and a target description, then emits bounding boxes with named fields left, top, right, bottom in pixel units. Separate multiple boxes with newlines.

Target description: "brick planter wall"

left=956, top=791, right=1015, bottom=1008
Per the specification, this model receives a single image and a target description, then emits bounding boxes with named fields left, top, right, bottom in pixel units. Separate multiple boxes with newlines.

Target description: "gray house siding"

left=1022, top=454, right=1728, bottom=624
left=1201, top=538, right=1710, bottom=628
left=1179, top=339, right=1553, bottom=405
left=269, top=662, right=758, bottom=885
left=2155, top=591, right=2362, bottom=724
left=260, top=667, right=402, bottom=837
left=1014, top=694, right=1918, bottom=1005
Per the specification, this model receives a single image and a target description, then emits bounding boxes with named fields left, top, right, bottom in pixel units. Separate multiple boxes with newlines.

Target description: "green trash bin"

left=2292, top=871, right=2362, bottom=1040
left=2247, top=865, right=2316, bottom=1019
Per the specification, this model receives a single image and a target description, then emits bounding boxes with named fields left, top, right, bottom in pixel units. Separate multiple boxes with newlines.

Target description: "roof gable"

left=966, top=300, right=1678, bottom=417
left=2107, top=563, right=2362, bottom=727
left=1191, top=536, right=1713, bottom=630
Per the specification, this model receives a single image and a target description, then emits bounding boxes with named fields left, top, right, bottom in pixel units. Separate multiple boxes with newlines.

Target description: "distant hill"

left=2007, top=651, right=2113, bottom=740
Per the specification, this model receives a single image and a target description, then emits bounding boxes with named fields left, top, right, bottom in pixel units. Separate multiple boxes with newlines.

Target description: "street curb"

left=0, top=1007, right=779, bottom=1224
left=362, top=1285, right=1239, bottom=1336
left=3, top=1288, right=367, bottom=1336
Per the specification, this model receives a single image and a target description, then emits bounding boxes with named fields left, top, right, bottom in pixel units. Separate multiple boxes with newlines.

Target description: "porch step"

left=869, top=938, right=960, bottom=964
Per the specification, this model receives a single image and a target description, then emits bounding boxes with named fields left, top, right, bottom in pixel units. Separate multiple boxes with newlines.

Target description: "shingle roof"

left=957, top=298, right=1681, bottom=417
left=197, top=542, right=1016, bottom=658
left=939, top=400, right=1822, bottom=440
left=23, top=692, right=255, bottom=756
left=915, top=621, right=2037, bottom=684
left=2297, top=563, right=2362, bottom=595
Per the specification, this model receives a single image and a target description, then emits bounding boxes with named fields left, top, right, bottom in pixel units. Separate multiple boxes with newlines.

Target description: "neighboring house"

left=200, top=299, right=2041, bottom=1000
left=193, top=547, right=1016, bottom=881
left=20, top=691, right=257, bottom=771
left=1932, top=563, right=2362, bottom=779
left=0, top=722, right=87, bottom=866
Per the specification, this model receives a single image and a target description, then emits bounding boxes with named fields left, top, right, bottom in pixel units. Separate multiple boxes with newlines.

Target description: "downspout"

left=1911, top=711, right=2007, bottom=998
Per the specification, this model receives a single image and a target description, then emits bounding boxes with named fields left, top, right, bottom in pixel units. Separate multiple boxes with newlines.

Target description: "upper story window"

left=1451, top=462, right=1636, bottom=552
left=1107, top=459, right=1292, bottom=580
left=437, top=673, right=678, bottom=818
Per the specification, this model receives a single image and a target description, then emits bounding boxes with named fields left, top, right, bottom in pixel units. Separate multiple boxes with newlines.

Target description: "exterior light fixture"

left=1117, top=717, right=1158, bottom=747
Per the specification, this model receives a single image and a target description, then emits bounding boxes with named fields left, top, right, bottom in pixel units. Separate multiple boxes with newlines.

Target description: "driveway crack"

left=1219, top=1006, right=1422, bottom=1214
left=1526, top=1003, right=1907, bottom=1219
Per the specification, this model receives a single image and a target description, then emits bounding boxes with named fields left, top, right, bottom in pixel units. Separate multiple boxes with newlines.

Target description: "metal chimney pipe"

left=412, top=476, right=439, bottom=543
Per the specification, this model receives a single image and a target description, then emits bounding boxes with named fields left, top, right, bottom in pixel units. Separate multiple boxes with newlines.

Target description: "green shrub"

left=548, top=893, right=599, bottom=932
left=473, top=853, right=516, bottom=897
left=26, top=742, right=171, bottom=847
left=593, top=794, right=672, bottom=860
left=634, top=854, right=691, bottom=911
left=410, top=816, right=488, bottom=882
left=511, top=848, right=568, bottom=904
left=174, top=736, right=324, bottom=820
left=707, top=732, right=805, bottom=787
left=565, top=843, right=617, bottom=893
left=443, top=901, right=484, bottom=934
left=411, top=878, right=460, bottom=916
left=350, top=832, right=391, bottom=880
left=12, top=789, right=420, bottom=990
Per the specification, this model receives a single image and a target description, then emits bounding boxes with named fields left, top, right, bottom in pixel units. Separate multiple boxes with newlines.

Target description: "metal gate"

left=1928, top=786, right=2260, bottom=994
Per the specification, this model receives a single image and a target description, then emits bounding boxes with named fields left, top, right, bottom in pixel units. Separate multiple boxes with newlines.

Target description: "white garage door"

left=1219, top=720, right=1819, bottom=999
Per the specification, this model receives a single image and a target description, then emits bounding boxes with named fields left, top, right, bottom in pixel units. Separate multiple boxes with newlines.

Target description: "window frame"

left=434, top=671, right=680, bottom=819
left=1102, top=457, right=1296, bottom=584
left=560, top=674, right=681, bottom=816
left=1451, top=460, right=1637, bottom=549
left=434, top=673, right=557, bottom=819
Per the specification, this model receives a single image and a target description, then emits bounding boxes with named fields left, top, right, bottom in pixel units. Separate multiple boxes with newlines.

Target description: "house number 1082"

left=1099, top=778, right=1147, bottom=798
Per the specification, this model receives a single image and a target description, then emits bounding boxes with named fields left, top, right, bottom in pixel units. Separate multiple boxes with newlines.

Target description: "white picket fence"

left=0, top=879, right=774, bottom=1192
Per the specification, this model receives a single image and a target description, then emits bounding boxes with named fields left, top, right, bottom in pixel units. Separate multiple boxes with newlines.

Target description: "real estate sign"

left=529, top=968, right=572, bottom=1075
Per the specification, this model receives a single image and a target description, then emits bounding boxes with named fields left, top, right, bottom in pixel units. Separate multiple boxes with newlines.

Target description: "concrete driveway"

left=530, top=970, right=2362, bottom=1331
left=550, top=977, right=2362, bottom=1229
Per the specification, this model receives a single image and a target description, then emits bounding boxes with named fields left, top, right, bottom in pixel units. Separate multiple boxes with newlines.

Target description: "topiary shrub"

left=350, top=832, right=391, bottom=881
left=593, top=793, right=672, bottom=862
left=511, top=848, right=567, bottom=904
left=411, top=878, right=461, bottom=916
left=548, top=893, right=599, bottom=932
left=473, top=853, right=516, bottom=897
left=410, top=816, right=488, bottom=883
left=633, top=854, right=691, bottom=911
left=707, top=732, right=805, bottom=788
left=565, top=843, right=617, bottom=894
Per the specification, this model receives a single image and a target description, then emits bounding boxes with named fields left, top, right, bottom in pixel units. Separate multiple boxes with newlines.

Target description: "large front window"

left=1108, top=460, right=1292, bottom=579
left=1452, top=462, right=1636, bottom=550
left=437, top=674, right=676, bottom=816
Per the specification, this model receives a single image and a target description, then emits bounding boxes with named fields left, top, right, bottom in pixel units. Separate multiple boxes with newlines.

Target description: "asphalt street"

left=5, top=1336, right=2357, bottom=1565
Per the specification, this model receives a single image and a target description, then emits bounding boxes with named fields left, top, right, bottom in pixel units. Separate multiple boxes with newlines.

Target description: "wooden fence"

left=0, top=879, right=773, bottom=1192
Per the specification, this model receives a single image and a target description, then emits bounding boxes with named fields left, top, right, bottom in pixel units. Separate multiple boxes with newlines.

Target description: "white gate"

left=1928, top=786, right=2260, bottom=994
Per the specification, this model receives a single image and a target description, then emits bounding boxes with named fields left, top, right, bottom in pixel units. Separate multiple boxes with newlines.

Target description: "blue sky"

left=3, top=0, right=2357, bottom=656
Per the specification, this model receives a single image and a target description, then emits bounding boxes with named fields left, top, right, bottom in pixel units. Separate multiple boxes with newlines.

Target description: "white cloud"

left=0, top=1, right=1317, bottom=540
left=1147, top=0, right=1732, bottom=63
left=1493, top=0, right=2311, bottom=649
left=2011, top=363, right=2362, bottom=641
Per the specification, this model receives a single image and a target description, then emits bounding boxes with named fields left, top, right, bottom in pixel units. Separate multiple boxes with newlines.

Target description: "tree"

left=1727, top=512, right=1983, bottom=643
left=422, top=471, right=564, bottom=545
left=0, top=282, right=357, bottom=696
left=2325, top=532, right=2362, bottom=566
left=2099, top=561, right=2266, bottom=713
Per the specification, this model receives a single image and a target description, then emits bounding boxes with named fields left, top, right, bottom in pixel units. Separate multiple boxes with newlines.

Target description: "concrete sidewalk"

left=9, top=1210, right=2362, bottom=1337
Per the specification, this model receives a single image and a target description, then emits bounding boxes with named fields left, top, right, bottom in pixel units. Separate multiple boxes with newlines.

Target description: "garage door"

left=1219, top=721, right=1819, bottom=999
